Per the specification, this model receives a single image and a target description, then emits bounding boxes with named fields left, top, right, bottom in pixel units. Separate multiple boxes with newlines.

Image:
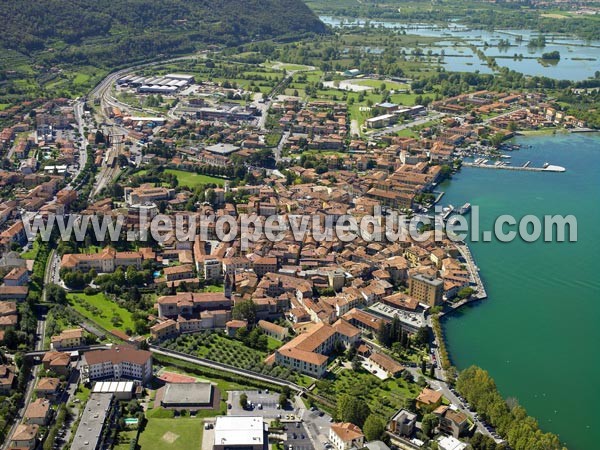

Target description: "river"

left=439, top=133, right=600, bottom=450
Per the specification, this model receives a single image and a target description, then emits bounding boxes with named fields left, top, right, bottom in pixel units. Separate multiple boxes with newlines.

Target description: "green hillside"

left=0, top=0, right=327, bottom=68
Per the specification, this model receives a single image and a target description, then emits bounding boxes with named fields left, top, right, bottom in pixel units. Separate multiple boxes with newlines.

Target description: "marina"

left=463, top=161, right=566, bottom=172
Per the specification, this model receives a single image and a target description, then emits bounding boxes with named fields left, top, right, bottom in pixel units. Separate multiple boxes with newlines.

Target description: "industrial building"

left=117, top=73, right=195, bottom=94
left=159, top=382, right=217, bottom=410
left=213, top=416, right=267, bottom=450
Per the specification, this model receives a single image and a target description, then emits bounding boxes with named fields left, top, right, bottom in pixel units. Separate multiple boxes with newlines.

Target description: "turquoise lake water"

left=440, top=133, right=600, bottom=450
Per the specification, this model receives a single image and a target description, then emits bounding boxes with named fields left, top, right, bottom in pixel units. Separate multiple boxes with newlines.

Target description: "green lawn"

left=21, top=240, right=40, bottom=260
left=114, top=430, right=138, bottom=450
left=267, top=337, right=283, bottom=351
left=67, top=292, right=135, bottom=333
left=138, top=418, right=203, bottom=450
left=164, top=169, right=225, bottom=188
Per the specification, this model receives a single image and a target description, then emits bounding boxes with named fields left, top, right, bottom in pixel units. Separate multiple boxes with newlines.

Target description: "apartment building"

left=81, top=346, right=153, bottom=384
left=50, top=328, right=84, bottom=350
left=61, top=247, right=145, bottom=273
left=408, top=273, right=443, bottom=306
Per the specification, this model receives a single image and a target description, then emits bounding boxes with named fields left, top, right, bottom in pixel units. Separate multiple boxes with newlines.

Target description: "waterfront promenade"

left=456, top=243, right=488, bottom=300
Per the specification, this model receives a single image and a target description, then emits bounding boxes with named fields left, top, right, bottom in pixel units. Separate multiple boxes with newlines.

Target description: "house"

left=225, top=320, right=248, bottom=337
left=0, top=301, right=18, bottom=330
left=257, top=320, right=288, bottom=341
left=329, top=422, right=365, bottom=450
left=35, top=377, right=61, bottom=398
left=367, top=352, right=405, bottom=378
left=3, top=267, right=29, bottom=286
left=389, top=409, right=417, bottom=437
left=163, top=264, right=195, bottom=282
left=41, top=352, right=71, bottom=376
left=50, top=327, right=84, bottom=350
left=81, top=346, right=153, bottom=384
left=434, top=405, right=469, bottom=438
left=0, top=285, right=29, bottom=301
left=0, top=364, right=15, bottom=394
left=416, top=387, right=443, bottom=410
left=150, top=319, right=178, bottom=341
left=10, top=424, right=39, bottom=450
left=24, top=398, right=52, bottom=425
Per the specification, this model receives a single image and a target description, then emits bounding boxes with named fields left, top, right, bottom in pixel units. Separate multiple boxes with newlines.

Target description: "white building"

left=329, top=422, right=364, bottom=450
left=437, top=435, right=469, bottom=450
left=213, top=416, right=266, bottom=450
left=81, top=347, right=152, bottom=384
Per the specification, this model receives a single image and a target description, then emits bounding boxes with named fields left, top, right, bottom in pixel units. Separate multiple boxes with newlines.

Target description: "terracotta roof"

left=12, top=424, right=38, bottom=441
left=258, top=320, right=286, bottom=334
left=368, top=352, right=405, bottom=375
left=330, top=422, right=364, bottom=441
left=36, top=377, right=60, bottom=391
left=25, top=398, right=50, bottom=419
left=83, top=346, right=151, bottom=366
left=416, top=388, right=443, bottom=405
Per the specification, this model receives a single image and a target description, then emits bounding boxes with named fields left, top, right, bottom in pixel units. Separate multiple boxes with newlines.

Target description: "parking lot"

left=299, top=407, right=334, bottom=447
left=228, top=390, right=297, bottom=419
left=284, top=422, right=313, bottom=450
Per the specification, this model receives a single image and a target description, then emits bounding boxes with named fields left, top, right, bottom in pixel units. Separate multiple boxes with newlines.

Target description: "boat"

left=458, top=203, right=471, bottom=214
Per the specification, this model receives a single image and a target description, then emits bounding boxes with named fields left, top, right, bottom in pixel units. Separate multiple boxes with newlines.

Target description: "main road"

left=0, top=251, right=53, bottom=450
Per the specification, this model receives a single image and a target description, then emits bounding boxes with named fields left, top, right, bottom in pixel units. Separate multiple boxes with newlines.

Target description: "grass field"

left=67, top=292, right=135, bottom=333
left=21, top=240, right=40, bottom=260
left=144, top=169, right=225, bottom=188
left=138, top=418, right=203, bottom=450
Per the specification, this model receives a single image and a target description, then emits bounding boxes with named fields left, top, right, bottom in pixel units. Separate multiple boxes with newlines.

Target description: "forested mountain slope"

left=0, top=0, right=327, bottom=66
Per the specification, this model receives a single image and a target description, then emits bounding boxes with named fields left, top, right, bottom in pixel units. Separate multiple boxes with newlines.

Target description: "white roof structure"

left=214, top=416, right=265, bottom=447
left=437, top=435, right=468, bottom=450
left=92, top=381, right=134, bottom=394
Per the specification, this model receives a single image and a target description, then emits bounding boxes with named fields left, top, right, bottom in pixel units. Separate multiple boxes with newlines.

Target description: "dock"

left=456, top=243, right=487, bottom=300
left=463, top=162, right=565, bottom=172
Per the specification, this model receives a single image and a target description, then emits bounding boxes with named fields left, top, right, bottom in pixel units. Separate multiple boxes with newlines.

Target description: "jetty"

left=456, top=243, right=487, bottom=300
left=463, top=162, right=566, bottom=172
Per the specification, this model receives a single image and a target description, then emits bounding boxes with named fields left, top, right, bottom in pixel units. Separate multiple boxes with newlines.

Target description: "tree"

left=278, top=393, right=288, bottom=408
left=421, top=358, right=427, bottom=374
left=46, top=284, right=67, bottom=304
left=232, top=300, right=257, bottom=325
left=421, top=413, right=439, bottom=438
left=363, top=414, right=386, bottom=441
left=351, top=356, right=362, bottom=372
left=336, top=395, right=370, bottom=427
left=239, top=393, right=248, bottom=409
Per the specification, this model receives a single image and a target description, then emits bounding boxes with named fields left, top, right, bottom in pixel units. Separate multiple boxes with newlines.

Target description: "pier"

left=463, top=162, right=566, bottom=172
left=456, top=243, right=487, bottom=300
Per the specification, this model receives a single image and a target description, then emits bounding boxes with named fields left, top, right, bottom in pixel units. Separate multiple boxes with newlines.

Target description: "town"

left=0, top=6, right=592, bottom=450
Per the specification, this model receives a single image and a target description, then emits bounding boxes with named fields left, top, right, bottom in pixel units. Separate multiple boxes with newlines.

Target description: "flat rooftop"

left=205, top=143, right=240, bottom=155
left=162, top=382, right=213, bottom=406
left=368, top=302, right=427, bottom=329
left=71, top=393, right=113, bottom=450
left=214, top=416, right=265, bottom=447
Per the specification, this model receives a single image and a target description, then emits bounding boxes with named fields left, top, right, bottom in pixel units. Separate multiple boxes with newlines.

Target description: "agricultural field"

left=67, top=292, right=135, bottom=333
left=161, top=331, right=300, bottom=383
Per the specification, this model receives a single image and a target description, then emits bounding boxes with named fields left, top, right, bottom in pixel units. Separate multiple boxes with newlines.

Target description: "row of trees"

left=456, top=366, right=565, bottom=450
